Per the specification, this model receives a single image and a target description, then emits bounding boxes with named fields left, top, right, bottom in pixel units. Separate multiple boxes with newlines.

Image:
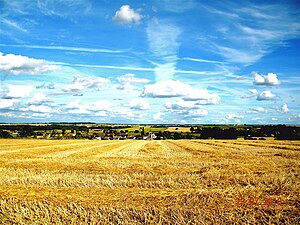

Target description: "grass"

left=0, top=139, right=299, bottom=224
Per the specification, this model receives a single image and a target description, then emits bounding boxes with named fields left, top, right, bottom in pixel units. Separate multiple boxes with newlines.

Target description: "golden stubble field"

left=0, top=139, right=299, bottom=224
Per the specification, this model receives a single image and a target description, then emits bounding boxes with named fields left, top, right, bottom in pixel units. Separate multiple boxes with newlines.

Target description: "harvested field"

left=0, top=139, right=299, bottom=224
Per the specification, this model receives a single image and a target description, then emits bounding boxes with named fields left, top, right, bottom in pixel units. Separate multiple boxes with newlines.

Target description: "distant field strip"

left=0, top=139, right=299, bottom=224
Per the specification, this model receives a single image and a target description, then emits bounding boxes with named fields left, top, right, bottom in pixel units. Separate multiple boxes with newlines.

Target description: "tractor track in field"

left=40, top=141, right=128, bottom=158
left=192, top=140, right=300, bottom=152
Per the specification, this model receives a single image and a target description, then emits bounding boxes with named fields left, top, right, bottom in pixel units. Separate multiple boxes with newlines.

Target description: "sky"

left=0, top=0, right=299, bottom=124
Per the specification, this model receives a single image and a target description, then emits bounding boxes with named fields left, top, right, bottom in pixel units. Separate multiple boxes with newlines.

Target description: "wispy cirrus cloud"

left=55, top=61, right=221, bottom=75
left=0, top=44, right=124, bottom=54
left=180, top=57, right=226, bottom=65
left=0, top=18, right=28, bottom=33
left=200, top=2, right=300, bottom=65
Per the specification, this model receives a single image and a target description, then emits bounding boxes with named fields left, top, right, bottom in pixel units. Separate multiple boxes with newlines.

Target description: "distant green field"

left=115, top=126, right=167, bottom=133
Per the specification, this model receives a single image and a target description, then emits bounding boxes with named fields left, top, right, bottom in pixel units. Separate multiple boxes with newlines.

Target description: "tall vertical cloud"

left=146, top=20, right=181, bottom=80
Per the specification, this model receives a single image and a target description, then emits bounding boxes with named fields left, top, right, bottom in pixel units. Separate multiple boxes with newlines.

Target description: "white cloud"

left=241, top=89, right=259, bottom=98
left=160, top=0, right=195, bottom=13
left=226, top=113, right=244, bottom=119
left=90, top=100, right=112, bottom=111
left=65, top=99, right=81, bottom=109
left=257, top=90, right=276, bottom=101
left=36, top=82, right=55, bottom=89
left=146, top=20, right=181, bottom=80
left=65, top=99, right=112, bottom=115
left=0, top=52, right=59, bottom=75
left=0, top=18, right=27, bottom=32
left=28, top=93, right=50, bottom=106
left=187, top=109, right=208, bottom=117
left=253, top=72, right=280, bottom=86
left=0, top=44, right=124, bottom=54
left=281, top=103, right=290, bottom=113
left=201, top=2, right=300, bottom=66
left=0, top=99, right=19, bottom=109
left=247, top=107, right=267, bottom=114
left=165, top=99, right=209, bottom=118
left=68, top=108, right=90, bottom=115
left=141, top=80, right=220, bottom=104
left=242, top=89, right=277, bottom=101
left=272, top=118, right=278, bottom=121
left=113, top=5, right=142, bottom=25
left=147, top=21, right=181, bottom=58
left=153, top=112, right=164, bottom=121
left=22, top=105, right=53, bottom=113
left=183, top=89, right=221, bottom=104
left=154, top=62, right=177, bottom=81
left=112, top=108, right=148, bottom=122
left=141, top=80, right=189, bottom=98
left=213, top=45, right=263, bottom=65
left=117, top=73, right=150, bottom=90
left=2, top=84, right=33, bottom=98
left=165, top=99, right=202, bottom=111
left=129, top=98, right=150, bottom=110
left=63, top=75, right=110, bottom=93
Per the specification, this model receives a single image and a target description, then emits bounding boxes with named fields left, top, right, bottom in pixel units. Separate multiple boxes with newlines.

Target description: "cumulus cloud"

left=281, top=103, right=290, bottom=113
left=183, top=89, right=221, bottom=104
left=90, top=100, right=112, bottom=111
left=141, top=80, right=221, bottom=104
left=0, top=99, right=19, bottom=109
left=113, top=5, right=142, bottom=25
left=63, top=75, right=110, bottom=93
left=117, top=73, right=150, bottom=90
left=65, top=99, right=82, bottom=109
left=27, top=93, right=52, bottom=106
left=165, top=99, right=209, bottom=119
left=141, top=80, right=189, bottom=98
left=256, top=90, right=276, bottom=101
left=21, top=105, right=53, bottom=113
left=186, top=109, right=208, bottom=117
left=153, top=112, right=164, bottom=121
left=253, top=72, right=280, bottom=86
left=165, top=99, right=202, bottom=111
left=242, top=89, right=277, bottom=101
left=36, top=82, right=55, bottom=89
left=65, top=99, right=111, bottom=114
left=2, top=84, right=33, bottom=99
left=226, top=113, right=244, bottom=120
left=0, top=52, right=59, bottom=76
left=129, top=98, right=150, bottom=110
left=246, top=107, right=267, bottom=114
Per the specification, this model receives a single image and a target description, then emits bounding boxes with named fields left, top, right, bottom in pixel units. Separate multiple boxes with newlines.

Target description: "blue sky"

left=0, top=0, right=299, bottom=124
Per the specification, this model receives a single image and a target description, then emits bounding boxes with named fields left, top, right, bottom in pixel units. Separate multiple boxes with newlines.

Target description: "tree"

left=190, top=127, right=194, bottom=133
left=141, top=127, right=145, bottom=136
left=0, top=130, right=12, bottom=138
left=19, top=126, right=34, bottom=137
